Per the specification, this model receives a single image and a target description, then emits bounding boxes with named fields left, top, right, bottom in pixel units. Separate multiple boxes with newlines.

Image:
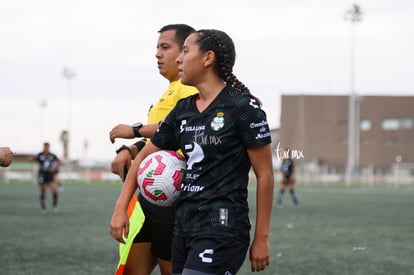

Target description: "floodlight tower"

left=38, top=99, right=47, bottom=141
left=344, top=4, right=363, bottom=184
left=62, top=66, right=76, bottom=161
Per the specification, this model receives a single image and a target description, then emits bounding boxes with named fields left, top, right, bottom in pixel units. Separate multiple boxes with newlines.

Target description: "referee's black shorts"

left=133, top=195, right=175, bottom=260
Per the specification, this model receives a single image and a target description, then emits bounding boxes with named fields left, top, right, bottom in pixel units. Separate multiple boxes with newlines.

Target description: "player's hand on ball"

left=0, top=147, right=13, bottom=167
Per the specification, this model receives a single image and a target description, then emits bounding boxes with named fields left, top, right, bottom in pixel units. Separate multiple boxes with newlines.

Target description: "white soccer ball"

left=137, top=150, right=186, bottom=206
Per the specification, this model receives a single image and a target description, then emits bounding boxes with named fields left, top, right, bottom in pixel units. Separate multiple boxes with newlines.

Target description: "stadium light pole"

left=38, top=99, right=47, bottom=141
left=344, top=4, right=363, bottom=185
left=62, top=67, right=76, bottom=161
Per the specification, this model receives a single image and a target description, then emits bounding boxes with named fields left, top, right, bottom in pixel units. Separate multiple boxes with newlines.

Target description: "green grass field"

left=1, top=180, right=413, bottom=275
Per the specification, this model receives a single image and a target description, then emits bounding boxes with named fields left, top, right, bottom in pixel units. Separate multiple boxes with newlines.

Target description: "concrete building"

left=278, top=95, right=414, bottom=175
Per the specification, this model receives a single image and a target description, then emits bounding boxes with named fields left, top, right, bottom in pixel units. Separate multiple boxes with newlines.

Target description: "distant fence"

left=0, top=167, right=119, bottom=184
left=2, top=162, right=414, bottom=185
left=292, top=162, right=414, bottom=185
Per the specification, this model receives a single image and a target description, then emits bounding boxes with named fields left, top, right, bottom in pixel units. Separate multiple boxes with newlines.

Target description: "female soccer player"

left=32, top=142, right=60, bottom=212
left=110, top=29, right=274, bottom=274
left=275, top=148, right=299, bottom=208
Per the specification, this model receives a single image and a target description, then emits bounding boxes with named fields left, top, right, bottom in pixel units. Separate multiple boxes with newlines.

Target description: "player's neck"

left=195, top=82, right=225, bottom=112
left=197, top=78, right=225, bottom=102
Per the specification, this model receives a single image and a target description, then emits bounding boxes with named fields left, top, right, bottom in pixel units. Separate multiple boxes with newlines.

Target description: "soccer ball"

left=137, top=150, right=186, bottom=206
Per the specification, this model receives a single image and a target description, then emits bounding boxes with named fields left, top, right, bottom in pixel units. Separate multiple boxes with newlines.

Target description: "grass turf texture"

left=1, top=180, right=413, bottom=275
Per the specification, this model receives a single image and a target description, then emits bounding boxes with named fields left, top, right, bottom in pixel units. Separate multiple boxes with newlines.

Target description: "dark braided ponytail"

left=195, top=29, right=262, bottom=105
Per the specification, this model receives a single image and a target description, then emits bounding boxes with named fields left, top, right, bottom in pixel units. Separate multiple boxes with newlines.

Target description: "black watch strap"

left=132, top=122, right=143, bottom=138
left=116, top=145, right=131, bottom=154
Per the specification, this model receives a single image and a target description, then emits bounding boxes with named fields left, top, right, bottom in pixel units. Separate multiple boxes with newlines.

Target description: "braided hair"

left=194, top=29, right=262, bottom=105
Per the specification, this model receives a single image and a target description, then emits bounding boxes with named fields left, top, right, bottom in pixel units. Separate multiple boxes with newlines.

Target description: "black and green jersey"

left=35, top=152, right=59, bottom=173
left=151, top=86, right=271, bottom=241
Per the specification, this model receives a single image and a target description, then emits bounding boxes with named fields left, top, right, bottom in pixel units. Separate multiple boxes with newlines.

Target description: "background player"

left=275, top=148, right=299, bottom=208
left=31, top=142, right=61, bottom=212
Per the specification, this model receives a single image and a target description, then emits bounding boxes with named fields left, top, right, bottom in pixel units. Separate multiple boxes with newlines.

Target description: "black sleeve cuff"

left=134, top=139, right=147, bottom=151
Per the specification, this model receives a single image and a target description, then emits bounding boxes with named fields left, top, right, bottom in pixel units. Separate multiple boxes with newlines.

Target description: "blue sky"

left=1, top=0, right=413, bottom=162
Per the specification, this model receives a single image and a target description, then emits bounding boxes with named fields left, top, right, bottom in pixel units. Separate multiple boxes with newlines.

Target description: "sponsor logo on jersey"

left=182, top=183, right=204, bottom=192
left=194, top=134, right=222, bottom=146
left=199, top=249, right=214, bottom=263
left=211, top=112, right=225, bottom=131
left=186, top=125, right=206, bottom=132
left=220, top=208, right=228, bottom=226
left=250, top=120, right=268, bottom=129
left=255, top=132, right=271, bottom=139
left=249, top=98, right=259, bottom=109
left=185, top=142, right=204, bottom=170
left=181, top=120, right=206, bottom=133
left=185, top=173, right=200, bottom=180
left=180, top=120, right=187, bottom=133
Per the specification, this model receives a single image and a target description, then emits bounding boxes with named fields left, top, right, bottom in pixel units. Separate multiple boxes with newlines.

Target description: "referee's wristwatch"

left=132, top=122, right=143, bottom=138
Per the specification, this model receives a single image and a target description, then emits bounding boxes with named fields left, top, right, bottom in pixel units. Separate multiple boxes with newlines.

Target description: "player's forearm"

left=139, top=123, right=159, bottom=138
left=115, top=141, right=159, bottom=209
left=115, top=169, right=138, bottom=210
left=114, top=151, right=142, bottom=209
left=254, top=174, right=274, bottom=239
